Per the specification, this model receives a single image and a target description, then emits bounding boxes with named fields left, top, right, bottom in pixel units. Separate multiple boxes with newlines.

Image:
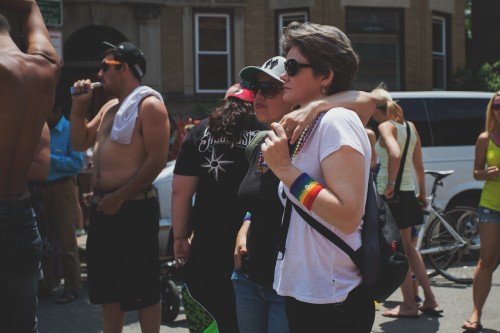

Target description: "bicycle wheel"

left=425, top=208, right=479, bottom=284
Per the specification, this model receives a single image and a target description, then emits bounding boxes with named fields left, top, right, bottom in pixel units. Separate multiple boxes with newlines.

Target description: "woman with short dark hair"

left=261, top=22, right=374, bottom=332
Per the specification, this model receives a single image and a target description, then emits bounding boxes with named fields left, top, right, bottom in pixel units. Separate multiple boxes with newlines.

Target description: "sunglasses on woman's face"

left=101, top=60, right=122, bottom=72
left=284, top=59, right=314, bottom=77
left=492, top=103, right=500, bottom=112
left=250, top=81, right=283, bottom=99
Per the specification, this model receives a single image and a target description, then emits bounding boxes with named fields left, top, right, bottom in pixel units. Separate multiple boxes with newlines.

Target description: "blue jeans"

left=0, top=199, right=41, bottom=333
left=231, top=269, right=290, bottom=333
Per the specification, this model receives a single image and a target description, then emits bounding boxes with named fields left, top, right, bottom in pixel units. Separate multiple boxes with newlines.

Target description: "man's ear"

left=121, top=62, right=130, bottom=75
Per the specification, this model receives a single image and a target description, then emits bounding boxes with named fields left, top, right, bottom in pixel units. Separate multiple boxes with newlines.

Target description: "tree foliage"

left=449, top=61, right=500, bottom=91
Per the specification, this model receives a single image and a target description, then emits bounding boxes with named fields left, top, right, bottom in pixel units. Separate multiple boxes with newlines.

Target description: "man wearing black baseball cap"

left=102, top=41, right=147, bottom=80
left=70, top=41, right=170, bottom=332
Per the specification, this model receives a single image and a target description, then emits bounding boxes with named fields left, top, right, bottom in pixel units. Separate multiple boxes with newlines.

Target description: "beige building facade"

left=52, top=0, right=465, bottom=115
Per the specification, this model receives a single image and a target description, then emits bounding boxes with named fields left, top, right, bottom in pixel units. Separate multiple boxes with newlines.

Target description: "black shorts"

left=86, top=197, right=160, bottom=311
left=387, top=191, right=424, bottom=230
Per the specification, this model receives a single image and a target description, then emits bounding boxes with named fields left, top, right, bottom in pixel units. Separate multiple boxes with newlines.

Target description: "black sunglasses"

left=492, top=103, right=500, bottom=112
left=101, top=60, right=122, bottom=72
left=250, top=81, right=283, bottom=99
left=284, top=59, right=314, bottom=77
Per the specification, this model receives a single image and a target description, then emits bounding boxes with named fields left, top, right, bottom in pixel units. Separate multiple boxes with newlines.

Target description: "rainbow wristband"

left=243, top=211, right=252, bottom=222
left=290, top=173, right=324, bottom=210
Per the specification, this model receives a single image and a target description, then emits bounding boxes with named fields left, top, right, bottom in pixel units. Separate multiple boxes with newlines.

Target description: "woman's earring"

left=320, top=85, right=328, bottom=96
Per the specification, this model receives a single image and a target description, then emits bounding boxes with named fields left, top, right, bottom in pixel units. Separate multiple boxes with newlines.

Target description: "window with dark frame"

left=276, top=9, right=308, bottom=56
left=194, top=13, right=231, bottom=93
left=432, top=16, right=447, bottom=90
left=346, top=7, right=404, bottom=91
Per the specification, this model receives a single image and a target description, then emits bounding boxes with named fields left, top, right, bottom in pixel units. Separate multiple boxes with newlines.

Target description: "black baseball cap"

left=102, top=41, right=146, bottom=79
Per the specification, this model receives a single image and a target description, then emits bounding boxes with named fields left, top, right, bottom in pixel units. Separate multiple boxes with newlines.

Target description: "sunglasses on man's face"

left=284, top=59, right=314, bottom=77
left=101, top=60, right=122, bottom=72
left=250, top=81, right=284, bottom=99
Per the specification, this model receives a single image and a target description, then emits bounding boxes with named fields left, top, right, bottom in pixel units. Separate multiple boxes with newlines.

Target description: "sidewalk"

left=372, top=271, right=500, bottom=333
left=44, top=235, right=499, bottom=333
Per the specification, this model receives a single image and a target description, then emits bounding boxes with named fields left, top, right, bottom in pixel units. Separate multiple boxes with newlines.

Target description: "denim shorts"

left=0, top=199, right=42, bottom=277
left=478, top=206, right=500, bottom=224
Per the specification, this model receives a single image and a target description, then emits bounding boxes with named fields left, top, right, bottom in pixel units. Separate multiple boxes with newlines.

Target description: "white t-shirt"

left=273, top=108, right=371, bottom=304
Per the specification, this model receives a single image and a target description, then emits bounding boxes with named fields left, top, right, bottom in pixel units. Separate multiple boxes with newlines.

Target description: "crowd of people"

left=1, top=1, right=499, bottom=333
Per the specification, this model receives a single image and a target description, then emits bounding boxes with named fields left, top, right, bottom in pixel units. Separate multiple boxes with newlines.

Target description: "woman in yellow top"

left=463, top=91, right=500, bottom=332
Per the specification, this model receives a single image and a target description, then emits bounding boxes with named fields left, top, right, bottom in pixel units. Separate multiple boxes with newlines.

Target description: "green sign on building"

left=37, top=0, right=62, bottom=27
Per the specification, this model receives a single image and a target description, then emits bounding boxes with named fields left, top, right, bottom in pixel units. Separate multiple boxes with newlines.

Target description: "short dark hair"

left=281, top=21, right=359, bottom=95
left=0, top=13, right=11, bottom=33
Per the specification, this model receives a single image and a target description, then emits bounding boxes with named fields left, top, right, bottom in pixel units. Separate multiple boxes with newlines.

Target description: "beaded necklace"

left=257, top=112, right=324, bottom=173
left=291, top=112, right=323, bottom=158
left=257, top=150, right=267, bottom=173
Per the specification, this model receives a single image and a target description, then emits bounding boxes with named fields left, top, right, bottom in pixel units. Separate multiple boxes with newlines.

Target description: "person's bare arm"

left=1, top=0, right=59, bottom=65
left=280, top=91, right=376, bottom=143
left=234, top=219, right=251, bottom=269
left=171, top=174, right=198, bottom=268
left=70, top=79, right=107, bottom=151
left=474, top=131, right=499, bottom=180
left=378, top=122, right=401, bottom=199
left=366, top=128, right=378, bottom=169
left=97, top=97, right=170, bottom=214
left=262, top=123, right=366, bottom=234
left=27, top=122, right=50, bottom=181
left=410, top=122, right=427, bottom=207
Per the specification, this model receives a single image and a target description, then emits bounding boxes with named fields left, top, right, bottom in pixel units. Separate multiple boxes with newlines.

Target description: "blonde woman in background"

left=372, top=87, right=442, bottom=319
left=462, top=91, right=500, bottom=332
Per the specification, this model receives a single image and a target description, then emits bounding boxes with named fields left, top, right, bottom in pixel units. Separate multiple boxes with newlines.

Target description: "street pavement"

left=37, top=235, right=500, bottom=333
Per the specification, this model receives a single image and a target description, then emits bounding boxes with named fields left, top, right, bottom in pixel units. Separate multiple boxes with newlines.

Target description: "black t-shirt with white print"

left=174, top=118, right=265, bottom=276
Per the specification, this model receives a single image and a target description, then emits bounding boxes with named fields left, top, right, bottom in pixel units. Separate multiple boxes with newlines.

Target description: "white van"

left=384, top=91, right=493, bottom=210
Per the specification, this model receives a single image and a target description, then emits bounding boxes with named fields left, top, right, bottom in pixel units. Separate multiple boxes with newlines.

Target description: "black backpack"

left=279, top=172, right=408, bottom=302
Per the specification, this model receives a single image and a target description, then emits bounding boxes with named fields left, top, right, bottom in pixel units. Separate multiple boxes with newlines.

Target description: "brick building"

left=6, top=0, right=467, bottom=116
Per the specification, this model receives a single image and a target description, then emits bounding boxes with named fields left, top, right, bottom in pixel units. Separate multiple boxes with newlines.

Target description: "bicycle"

left=415, top=170, right=481, bottom=284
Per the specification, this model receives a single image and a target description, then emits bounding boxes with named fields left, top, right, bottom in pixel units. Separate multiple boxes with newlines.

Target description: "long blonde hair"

left=485, top=91, right=500, bottom=134
left=371, top=87, right=404, bottom=123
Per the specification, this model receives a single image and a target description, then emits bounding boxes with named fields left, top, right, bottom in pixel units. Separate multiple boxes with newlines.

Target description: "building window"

left=346, top=8, right=404, bottom=91
left=195, top=13, right=231, bottom=93
left=432, top=16, right=447, bottom=90
left=276, top=9, right=308, bottom=56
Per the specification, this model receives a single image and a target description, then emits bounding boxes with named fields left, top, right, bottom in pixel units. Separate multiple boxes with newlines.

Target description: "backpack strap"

left=245, top=130, right=268, bottom=163
left=393, top=121, right=411, bottom=196
left=276, top=193, right=292, bottom=260
left=291, top=199, right=360, bottom=266
left=278, top=172, right=380, bottom=281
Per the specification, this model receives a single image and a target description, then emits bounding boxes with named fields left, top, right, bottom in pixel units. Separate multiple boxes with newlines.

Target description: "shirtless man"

left=0, top=0, right=60, bottom=331
left=70, top=42, right=170, bottom=333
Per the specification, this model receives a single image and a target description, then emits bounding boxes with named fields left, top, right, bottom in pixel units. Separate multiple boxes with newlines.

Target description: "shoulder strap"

left=292, top=200, right=358, bottom=260
left=245, top=131, right=268, bottom=163
left=277, top=195, right=361, bottom=268
left=277, top=173, right=380, bottom=276
left=277, top=195, right=292, bottom=260
left=393, top=121, right=411, bottom=194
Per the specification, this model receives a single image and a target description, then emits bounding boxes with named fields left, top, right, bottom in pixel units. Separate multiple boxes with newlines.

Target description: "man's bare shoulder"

left=0, top=50, right=59, bottom=86
left=139, top=95, right=168, bottom=115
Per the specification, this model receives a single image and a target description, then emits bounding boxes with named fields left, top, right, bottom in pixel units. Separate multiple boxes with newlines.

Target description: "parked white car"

left=153, top=160, right=176, bottom=257
left=388, top=91, right=493, bottom=210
